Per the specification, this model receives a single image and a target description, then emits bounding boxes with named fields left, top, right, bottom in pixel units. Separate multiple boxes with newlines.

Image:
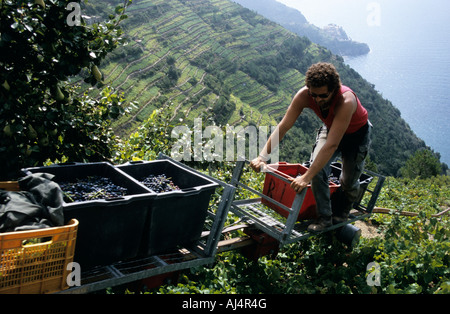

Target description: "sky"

left=274, top=0, right=381, bottom=39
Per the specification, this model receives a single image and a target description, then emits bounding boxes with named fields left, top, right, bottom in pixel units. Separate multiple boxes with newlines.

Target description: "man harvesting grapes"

left=250, top=62, right=372, bottom=232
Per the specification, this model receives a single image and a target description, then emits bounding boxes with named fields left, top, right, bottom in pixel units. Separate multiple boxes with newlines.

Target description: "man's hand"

left=249, top=156, right=267, bottom=173
left=290, top=174, right=310, bottom=193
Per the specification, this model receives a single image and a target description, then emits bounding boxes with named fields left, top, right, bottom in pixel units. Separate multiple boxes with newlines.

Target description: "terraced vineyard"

left=90, top=0, right=319, bottom=135
left=82, top=0, right=428, bottom=175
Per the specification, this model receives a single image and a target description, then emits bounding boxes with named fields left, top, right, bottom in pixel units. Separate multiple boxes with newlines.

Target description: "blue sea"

left=276, top=0, right=450, bottom=166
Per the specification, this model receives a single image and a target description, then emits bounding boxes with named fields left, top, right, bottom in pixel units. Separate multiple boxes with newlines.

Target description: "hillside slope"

left=85, top=0, right=426, bottom=176
left=232, top=0, right=370, bottom=56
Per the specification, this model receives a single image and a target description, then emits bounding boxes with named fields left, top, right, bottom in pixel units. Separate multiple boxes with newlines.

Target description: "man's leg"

left=333, top=124, right=372, bottom=223
left=307, top=126, right=340, bottom=232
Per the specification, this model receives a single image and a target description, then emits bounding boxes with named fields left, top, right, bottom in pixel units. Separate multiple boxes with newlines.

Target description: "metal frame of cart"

left=60, top=156, right=385, bottom=293
left=229, top=160, right=386, bottom=247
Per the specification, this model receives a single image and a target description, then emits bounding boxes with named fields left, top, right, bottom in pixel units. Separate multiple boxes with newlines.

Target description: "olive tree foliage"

left=0, top=0, right=132, bottom=179
left=400, top=148, right=443, bottom=179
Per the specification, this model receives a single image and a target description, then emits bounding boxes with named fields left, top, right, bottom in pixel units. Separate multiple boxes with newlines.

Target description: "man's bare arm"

left=250, top=87, right=309, bottom=171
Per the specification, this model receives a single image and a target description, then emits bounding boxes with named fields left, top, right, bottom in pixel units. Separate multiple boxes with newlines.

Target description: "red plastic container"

left=261, top=163, right=340, bottom=220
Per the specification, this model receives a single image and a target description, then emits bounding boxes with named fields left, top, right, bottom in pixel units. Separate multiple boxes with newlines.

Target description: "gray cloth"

left=0, top=173, right=64, bottom=233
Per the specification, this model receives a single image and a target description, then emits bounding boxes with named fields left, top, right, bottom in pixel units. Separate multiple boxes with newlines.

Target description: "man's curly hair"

left=305, top=62, right=341, bottom=92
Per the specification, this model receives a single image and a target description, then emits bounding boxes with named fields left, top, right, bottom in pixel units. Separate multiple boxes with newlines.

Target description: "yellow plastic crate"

left=0, top=219, right=78, bottom=294
left=0, top=181, right=20, bottom=191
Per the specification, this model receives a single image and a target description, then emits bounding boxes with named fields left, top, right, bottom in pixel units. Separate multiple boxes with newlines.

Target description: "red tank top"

left=308, top=85, right=368, bottom=134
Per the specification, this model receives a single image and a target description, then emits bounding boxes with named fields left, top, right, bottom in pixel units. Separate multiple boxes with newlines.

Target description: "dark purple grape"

left=59, top=176, right=128, bottom=202
left=328, top=176, right=340, bottom=185
left=139, top=174, right=180, bottom=193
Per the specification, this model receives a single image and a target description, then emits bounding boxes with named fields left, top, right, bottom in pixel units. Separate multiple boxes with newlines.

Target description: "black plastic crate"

left=116, top=160, right=219, bottom=256
left=22, top=162, right=156, bottom=269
